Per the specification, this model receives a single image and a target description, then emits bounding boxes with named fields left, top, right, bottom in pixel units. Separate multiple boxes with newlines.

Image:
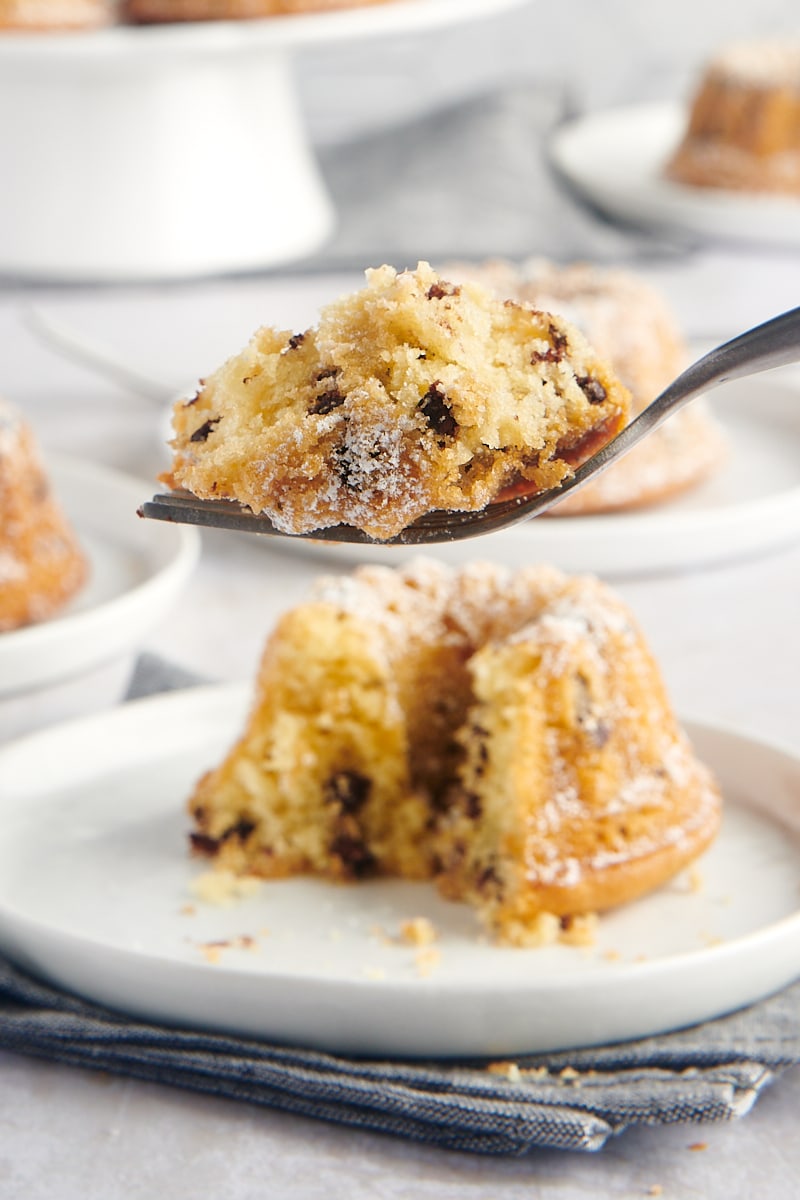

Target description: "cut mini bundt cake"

left=188, top=560, right=721, bottom=943
left=0, top=399, right=87, bottom=633
left=665, top=40, right=800, bottom=195
left=441, top=258, right=726, bottom=515
left=164, top=263, right=630, bottom=540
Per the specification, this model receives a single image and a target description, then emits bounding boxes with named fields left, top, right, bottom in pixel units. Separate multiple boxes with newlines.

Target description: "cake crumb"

left=646, top=1186, right=664, bottom=1197
left=559, top=913, right=598, bottom=947
left=190, top=870, right=264, bottom=907
left=522, top=1066, right=550, bottom=1080
left=688, top=1141, right=708, bottom=1152
left=399, top=916, right=438, bottom=947
left=179, top=904, right=196, bottom=917
left=415, top=946, right=442, bottom=977
left=688, top=866, right=704, bottom=893
left=559, top=1066, right=580, bottom=1083
left=195, top=934, right=259, bottom=964
left=487, top=1060, right=522, bottom=1082
left=362, top=965, right=387, bottom=981
left=603, top=948, right=621, bottom=962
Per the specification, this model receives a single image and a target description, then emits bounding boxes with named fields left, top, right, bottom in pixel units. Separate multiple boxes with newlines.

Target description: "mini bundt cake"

left=163, top=263, right=630, bottom=541
left=0, top=399, right=87, bottom=632
left=188, top=560, right=722, bottom=944
left=440, top=258, right=726, bottom=515
left=122, top=0, right=395, bottom=24
left=665, top=40, right=800, bottom=195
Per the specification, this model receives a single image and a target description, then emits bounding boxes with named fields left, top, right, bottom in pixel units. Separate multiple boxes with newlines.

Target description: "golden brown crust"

left=0, top=401, right=87, bottom=632
left=164, top=263, right=630, bottom=541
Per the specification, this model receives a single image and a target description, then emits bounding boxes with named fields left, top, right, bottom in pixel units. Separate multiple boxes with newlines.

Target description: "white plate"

left=269, top=373, right=800, bottom=577
left=0, top=455, right=199, bottom=698
left=550, top=101, right=800, bottom=250
left=0, top=682, right=799, bottom=1059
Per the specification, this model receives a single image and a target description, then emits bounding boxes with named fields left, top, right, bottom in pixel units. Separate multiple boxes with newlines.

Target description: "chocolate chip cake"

left=665, top=40, right=800, bottom=195
left=0, top=399, right=88, bottom=632
left=188, top=560, right=721, bottom=944
left=441, top=258, right=726, bottom=515
left=163, top=263, right=630, bottom=541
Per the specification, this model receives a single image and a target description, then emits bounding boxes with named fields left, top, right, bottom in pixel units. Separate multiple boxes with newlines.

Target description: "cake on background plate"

left=665, top=39, right=800, bottom=195
left=188, top=560, right=722, bottom=946
left=0, top=0, right=108, bottom=27
left=121, top=0, right=395, bottom=24
left=0, top=398, right=87, bottom=632
left=164, top=262, right=630, bottom=540
left=441, top=258, right=727, bottom=516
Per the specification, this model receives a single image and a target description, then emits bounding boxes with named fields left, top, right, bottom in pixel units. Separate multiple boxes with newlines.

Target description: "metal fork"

left=140, top=306, right=800, bottom=546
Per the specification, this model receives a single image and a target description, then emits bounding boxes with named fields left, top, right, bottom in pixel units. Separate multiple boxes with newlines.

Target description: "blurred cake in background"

left=0, top=399, right=87, bottom=632
left=0, top=0, right=108, bottom=28
left=121, top=0, right=394, bottom=23
left=665, top=39, right=800, bottom=195
left=441, top=258, right=727, bottom=516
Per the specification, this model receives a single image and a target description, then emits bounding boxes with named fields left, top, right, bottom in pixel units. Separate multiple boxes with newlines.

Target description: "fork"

left=140, top=306, right=800, bottom=546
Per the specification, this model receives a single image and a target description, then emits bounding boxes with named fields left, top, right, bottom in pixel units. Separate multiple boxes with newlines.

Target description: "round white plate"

left=0, top=0, right=527, bottom=68
left=0, top=455, right=199, bottom=698
left=0, top=682, right=798, bottom=1059
left=549, top=101, right=800, bottom=250
left=269, top=373, right=800, bottom=577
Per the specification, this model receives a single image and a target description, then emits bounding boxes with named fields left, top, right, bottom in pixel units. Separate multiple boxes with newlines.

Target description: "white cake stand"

left=0, top=0, right=526, bottom=281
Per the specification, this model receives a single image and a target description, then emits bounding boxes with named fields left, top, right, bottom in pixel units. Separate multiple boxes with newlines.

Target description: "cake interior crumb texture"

left=188, top=560, right=722, bottom=945
left=165, top=263, right=630, bottom=539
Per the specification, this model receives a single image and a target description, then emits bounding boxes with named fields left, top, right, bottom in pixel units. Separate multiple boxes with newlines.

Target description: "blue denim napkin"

left=0, top=655, right=797, bottom=1154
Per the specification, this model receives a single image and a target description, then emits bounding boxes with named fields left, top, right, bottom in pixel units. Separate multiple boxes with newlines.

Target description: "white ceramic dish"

left=268, top=373, right=800, bottom=577
left=0, top=0, right=526, bottom=281
left=0, top=682, right=798, bottom=1059
left=550, top=101, right=800, bottom=250
left=0, top=455, right=199, bottom=702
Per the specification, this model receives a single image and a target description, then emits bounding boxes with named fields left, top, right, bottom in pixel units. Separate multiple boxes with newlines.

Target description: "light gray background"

left=296, top=0, right=800, bottom=145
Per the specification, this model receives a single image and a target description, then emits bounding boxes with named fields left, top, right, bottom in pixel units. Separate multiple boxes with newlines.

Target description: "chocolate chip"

left=464, top=792, right=483, bottom=820
left=189, top=832, right=220, bottom=858
left=330, top=832, right=376, bottom=878
left=222, top=818, right=256, bottom=843
left=577, top=375, right=607, bottom=404
left=418, top=383, right=457, bottom=437
left=287, top=332, right=305, bottom=349
left=310, top=387, right=345, bottom=416
left=531, top=323, right=568, bottom=364
left=476, top=863, right=501, bottom=894
left=190, top=417, right=221, bottom=443
left=325, top=770, right=372, bottom=814
left=427, top=282, right=461, bottom=300
left=315, top=367, right=339, bottom=382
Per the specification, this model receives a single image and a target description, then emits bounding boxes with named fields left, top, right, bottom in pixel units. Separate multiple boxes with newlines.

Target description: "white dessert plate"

left=269, top=372, right=800, bottom=577
left=0, top=455, right=199, bottom=698
left=549, top=101, right=800, bottom=250
left=0, top=682, right=798, bottom=1059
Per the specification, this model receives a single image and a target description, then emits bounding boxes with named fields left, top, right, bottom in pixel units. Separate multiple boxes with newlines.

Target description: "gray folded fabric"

left=0, top=654, right=796, bottom=1154
left=312, top=84, right=691, bottom=270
